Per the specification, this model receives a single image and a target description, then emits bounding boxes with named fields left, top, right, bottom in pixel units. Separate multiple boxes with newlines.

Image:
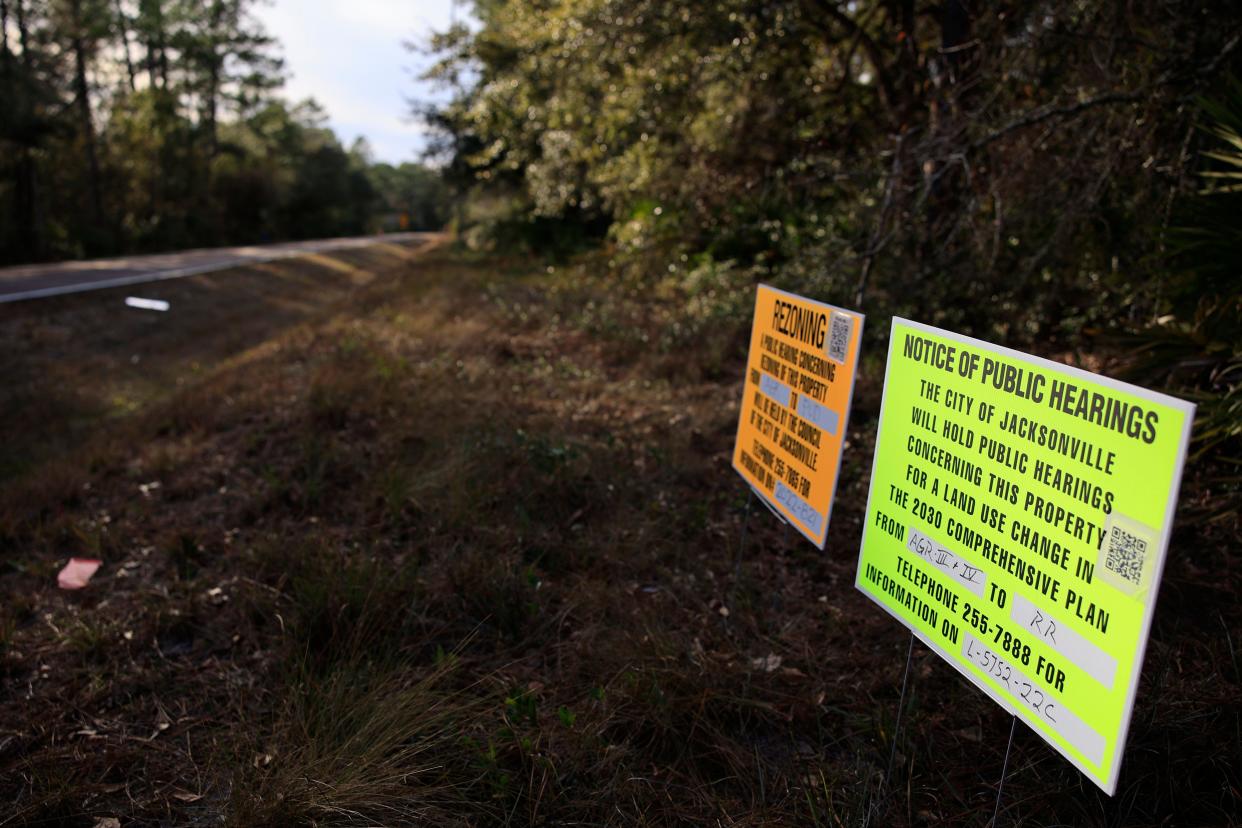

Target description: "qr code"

left=1104, top=524, right=1147, bottom=587
left=827, top=312, right=852, bottom=364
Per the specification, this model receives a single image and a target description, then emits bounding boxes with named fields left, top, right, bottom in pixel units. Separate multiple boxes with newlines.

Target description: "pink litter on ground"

left=57, top=558, right=102, bottom=590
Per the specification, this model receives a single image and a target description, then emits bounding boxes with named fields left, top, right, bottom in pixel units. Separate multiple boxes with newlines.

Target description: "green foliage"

left=1197, top=77, right=1242, bottom=196
left=424, top=0, right=1242, bottom=346
left=367, top=160, right=450, bottom=230
left=1119, top=80, right=1242, bottom=494
left=1173, top=77, right=1242, bottom=300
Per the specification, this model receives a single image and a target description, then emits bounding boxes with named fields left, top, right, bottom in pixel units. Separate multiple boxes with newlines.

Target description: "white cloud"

left=253, top=0, right=461, bottom=163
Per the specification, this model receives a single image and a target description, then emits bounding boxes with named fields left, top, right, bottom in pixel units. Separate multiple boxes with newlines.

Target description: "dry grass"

left=0, top=240, right=1238, bottom=826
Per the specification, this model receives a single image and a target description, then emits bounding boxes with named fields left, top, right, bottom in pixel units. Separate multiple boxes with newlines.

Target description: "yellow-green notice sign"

left=856, top=319, right=1194, bottom=795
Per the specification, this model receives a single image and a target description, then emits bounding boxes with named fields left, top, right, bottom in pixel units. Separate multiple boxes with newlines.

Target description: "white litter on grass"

left=750, top=653, right=783, bottom=673
left=125, top=296, right=170, bottom=311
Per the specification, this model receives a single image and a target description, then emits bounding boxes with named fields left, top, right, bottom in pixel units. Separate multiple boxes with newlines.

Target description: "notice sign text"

left=732, top=285, right=863, bottom=547
left=855, top=318, right=1194, bottom=794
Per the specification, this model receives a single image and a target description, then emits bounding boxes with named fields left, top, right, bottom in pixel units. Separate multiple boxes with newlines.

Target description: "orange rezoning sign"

left=732, top=285, right=865, bottom=547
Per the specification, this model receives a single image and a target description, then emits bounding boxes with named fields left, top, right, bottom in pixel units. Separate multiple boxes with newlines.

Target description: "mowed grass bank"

left=0, top=243, right=1238, bottom=826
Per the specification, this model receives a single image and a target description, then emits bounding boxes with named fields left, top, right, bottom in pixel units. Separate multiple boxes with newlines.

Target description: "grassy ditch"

left=0, top=243, right=1238, bottom=826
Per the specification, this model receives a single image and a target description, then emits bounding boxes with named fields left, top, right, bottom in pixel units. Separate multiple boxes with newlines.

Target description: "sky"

left=253, top=0, right=465, bottom=165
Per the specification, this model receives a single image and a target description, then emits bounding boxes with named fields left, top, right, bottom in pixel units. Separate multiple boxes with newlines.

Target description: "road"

left=0, top=232, right=435, bottom=303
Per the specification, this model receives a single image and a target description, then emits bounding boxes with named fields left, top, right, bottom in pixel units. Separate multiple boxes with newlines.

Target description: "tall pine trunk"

left=70, top=0, right=104, bottom=229
left=14, top=0, right=41, bottom=259
left=203, top=0, right=224, bottom=160
left=114, top=0, right=136, bottom=91
left=141, top=0, right=169, bottom=89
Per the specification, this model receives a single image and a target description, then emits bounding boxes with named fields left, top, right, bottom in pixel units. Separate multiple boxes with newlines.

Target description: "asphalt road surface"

left=0, top=233, right=435, bottom=303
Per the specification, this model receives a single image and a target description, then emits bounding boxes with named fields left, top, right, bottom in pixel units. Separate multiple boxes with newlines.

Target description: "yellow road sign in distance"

left=732, top=285, right=864, bottom=547
left=855, top=318, right=1195, bottom=795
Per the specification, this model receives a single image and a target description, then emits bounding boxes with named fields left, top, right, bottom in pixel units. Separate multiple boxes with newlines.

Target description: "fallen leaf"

left=92, top=819, right=121, bottom=828
left=171, top=790, right=203, bottom=802
left=953, top=725, right=983, bottom=743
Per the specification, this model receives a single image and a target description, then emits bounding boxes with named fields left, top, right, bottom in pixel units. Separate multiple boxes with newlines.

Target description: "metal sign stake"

left=989, top=715, right=1018, bottom=827
left=863, top=631, right=915, bottom=828
left=727, top=490, right=757, bottom=617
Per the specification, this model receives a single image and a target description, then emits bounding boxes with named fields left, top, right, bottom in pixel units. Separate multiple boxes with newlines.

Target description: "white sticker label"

left=1099, top=513, right=1157, bottom=598
left=906, top=526, right=986, bottom=597
left=963, top=633, right=1105, bottom=766
left=1011, top=592, right=1117, bottom=690
left=826, top=311, right=853, bottom=364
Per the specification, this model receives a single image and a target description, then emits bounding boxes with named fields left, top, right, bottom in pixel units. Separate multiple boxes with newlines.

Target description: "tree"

left=422, top=0, right=1242, bottom=340
left=367, top=162, right=449, bottom=231
left=0, top=0, right=440, bottom=265
left=60, top=0, right=109, bottom=231
left=176, top=0, right=283, bottom=161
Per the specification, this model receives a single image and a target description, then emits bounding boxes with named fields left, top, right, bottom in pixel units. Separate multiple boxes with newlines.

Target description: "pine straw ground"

left=0, top=239, right=1239, bottom=827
